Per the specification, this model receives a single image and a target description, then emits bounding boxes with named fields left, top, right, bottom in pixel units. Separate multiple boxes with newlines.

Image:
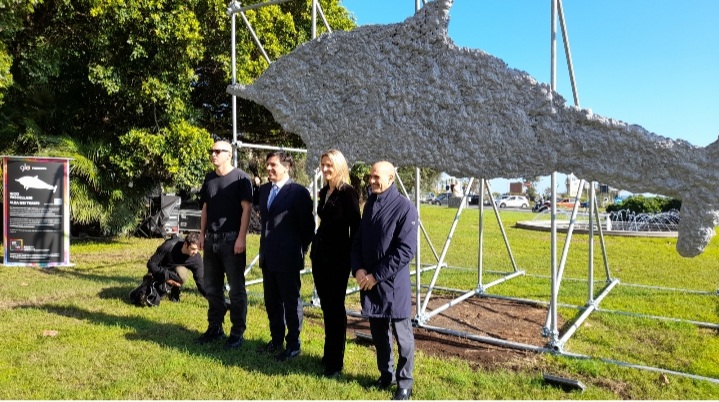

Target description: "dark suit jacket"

left=310, top=184, right=361, bottom=269
left=258, top=179, right=315, bottom=272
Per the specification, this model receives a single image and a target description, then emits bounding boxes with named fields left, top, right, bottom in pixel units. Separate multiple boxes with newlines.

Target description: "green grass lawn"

left=1, top=205, right=718, bottom=399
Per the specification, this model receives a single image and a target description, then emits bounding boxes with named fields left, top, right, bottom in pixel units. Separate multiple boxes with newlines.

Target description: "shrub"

left=606, top=195, right=681, bottom=214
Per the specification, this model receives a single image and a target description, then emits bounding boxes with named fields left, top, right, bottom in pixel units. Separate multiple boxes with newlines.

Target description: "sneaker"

left=224, top=334, right=245, bottom=349
left=194, top=325, right=225, bottom=344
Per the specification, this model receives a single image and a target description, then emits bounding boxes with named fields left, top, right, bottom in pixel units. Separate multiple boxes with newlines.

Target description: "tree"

left=0, top=0, right=356, bottom=234
left=395, top=166, right=441, bottom=195
left=520, top=175, right=540, bottom=201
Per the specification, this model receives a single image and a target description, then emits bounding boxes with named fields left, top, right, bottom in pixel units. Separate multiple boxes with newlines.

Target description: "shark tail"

left=675, top=197, right=719, bottom=257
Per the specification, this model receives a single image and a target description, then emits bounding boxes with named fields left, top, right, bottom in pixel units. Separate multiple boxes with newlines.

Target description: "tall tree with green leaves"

left=0, top=0, right=356, bottom=235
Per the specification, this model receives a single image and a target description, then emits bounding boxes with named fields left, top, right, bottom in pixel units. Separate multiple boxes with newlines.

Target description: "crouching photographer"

left=130, top=233, right=206, bottom=306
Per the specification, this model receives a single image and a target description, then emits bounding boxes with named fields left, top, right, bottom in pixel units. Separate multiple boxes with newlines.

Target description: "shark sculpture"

left=228, top=0, right=719, bottom=257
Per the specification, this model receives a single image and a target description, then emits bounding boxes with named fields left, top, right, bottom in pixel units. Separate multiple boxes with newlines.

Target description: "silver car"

left=431, top=193, right=451, bottom=205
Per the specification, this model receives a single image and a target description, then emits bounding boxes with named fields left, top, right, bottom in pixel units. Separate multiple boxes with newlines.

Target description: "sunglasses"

left=209, top=149, right=230, bottom=155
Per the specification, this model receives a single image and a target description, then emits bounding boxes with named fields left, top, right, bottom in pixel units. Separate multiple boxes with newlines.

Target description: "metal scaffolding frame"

left=225, top=0, right=719, bottom=384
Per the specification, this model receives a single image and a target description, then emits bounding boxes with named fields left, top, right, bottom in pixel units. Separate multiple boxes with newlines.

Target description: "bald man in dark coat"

left=351, top=161, right=418, bottom=400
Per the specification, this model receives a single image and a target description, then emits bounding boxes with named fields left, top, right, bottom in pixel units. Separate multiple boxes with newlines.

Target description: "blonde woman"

left=309, top=149, right=361, bottom=378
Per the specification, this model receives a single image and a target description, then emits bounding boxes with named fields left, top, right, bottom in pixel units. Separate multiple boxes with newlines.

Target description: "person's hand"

left=198, top=236, right=205, bottom=251
left=355, top=269, right=376, bottom=290
left=360, top=273, right=377, bottom=290
left=234, top=236, right=246, bottom=254
left=354, top=269, right=367, bottom=286
left=166, top=279, right=183, bottom=287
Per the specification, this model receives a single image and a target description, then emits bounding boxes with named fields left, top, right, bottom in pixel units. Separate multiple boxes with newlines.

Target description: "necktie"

left=267, top=184, right=279, bottom=209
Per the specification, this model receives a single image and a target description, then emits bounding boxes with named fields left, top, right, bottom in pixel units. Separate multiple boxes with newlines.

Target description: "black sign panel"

left=3, top=156, right=71, bottom=266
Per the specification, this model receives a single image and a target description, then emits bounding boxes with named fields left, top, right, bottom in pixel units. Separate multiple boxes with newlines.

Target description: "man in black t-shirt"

left=196, top=140, right=253, bottom=349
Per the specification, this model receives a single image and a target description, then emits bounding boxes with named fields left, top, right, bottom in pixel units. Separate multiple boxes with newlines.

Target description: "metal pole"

left=419, top=178, right=474, bottom=316
left=484, top=181, right=520, bottom=273
left=239, top=11, right=271, bottom=64
left=231, top=11, right=238, bottom=167
left=395, top=171, right=442, bottom=263
left=588, top=182, right=596, bottom=303
left=560, top=351, right=719, bottom=385
left=553, top=180, right=585, bottom=286
left=547, top=0, right=559, bottom=343
left=478, top=178, right=485, bottom=288
left=311, top=0, right=317, bottom=39
left=232, top=142, right=307, bottom=154
left=315, top=2, right=333, bottom=33
left=557, top=0, right=580, bottom=106
left=555, top=279, right=619, bottom=350
left=422, top=289, right=479, bottom=321
left=310, top=167, right=321, bottom=306
left=227, top=0, right=293, bottom=14
left=415, top=167, right=421, bottom=319
left=420, top=323, right=555, bottom=354
left=593, top=201, right=612, bottom=280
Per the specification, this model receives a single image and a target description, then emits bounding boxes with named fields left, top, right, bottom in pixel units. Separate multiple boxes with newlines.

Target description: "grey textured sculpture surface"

left=228, top=0, right=719, bottom=257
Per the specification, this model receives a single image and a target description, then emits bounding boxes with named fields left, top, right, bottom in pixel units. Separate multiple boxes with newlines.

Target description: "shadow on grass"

left=50, top=265, right=139, bottom=285
left=96, top=286, right=266, bottom=310
left=36, top=303, right=379, bottom=388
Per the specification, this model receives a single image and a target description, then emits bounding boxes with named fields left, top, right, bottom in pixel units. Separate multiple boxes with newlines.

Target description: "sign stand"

left=2, top=156, right=72, bottom=267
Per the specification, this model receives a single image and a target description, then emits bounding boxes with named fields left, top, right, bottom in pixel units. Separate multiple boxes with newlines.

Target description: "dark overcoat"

left=351, top=183, right=418, bottom=319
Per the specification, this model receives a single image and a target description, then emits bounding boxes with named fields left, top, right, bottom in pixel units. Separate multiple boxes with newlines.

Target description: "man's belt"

left=205, top=231, right=238, bottom=240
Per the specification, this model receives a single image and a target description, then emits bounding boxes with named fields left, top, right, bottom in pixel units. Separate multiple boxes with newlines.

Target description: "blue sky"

left=339, top=0, right=719, bottom=195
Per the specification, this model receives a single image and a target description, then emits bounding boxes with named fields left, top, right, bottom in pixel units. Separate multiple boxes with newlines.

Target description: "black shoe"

left=260, top=340, right=282, bottom=353
left=373, top=377, right=397, bottom=390
left=275, top=347, right=301, bottom=362
left=224, top=334, right=245, bottom=349
left=194, top=326, right=225, bottom=344
left=392, top=388, right=412, bottom=400
left=142, top=273, right=154, bottom=285
left=323, top=368, right=341, bottom=378
left=168, top=286, right=181, bottom=302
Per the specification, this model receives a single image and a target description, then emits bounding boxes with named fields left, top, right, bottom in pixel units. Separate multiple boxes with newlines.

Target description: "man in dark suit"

left=257, top=151, right=315, bottom=361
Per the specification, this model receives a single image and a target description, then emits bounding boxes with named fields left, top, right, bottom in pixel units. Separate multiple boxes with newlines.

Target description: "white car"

left=497, top=195, right=530, bottom=208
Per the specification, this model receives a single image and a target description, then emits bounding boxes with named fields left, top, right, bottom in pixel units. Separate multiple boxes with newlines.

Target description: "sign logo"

left=19, top=163, right=31, bottom=172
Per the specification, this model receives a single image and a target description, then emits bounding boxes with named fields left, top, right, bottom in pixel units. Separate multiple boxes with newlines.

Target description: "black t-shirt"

left=199, top=167, right=253, bottom=233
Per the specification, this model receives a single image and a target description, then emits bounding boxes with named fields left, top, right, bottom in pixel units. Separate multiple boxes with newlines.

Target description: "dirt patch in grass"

left=346, top=296, right=561, bottom=371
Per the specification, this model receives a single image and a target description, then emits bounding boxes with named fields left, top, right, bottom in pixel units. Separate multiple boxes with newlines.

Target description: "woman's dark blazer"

left=310, top=184, right=361, bottom=269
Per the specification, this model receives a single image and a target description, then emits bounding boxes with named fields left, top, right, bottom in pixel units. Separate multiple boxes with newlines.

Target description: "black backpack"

left=129, top=274, right=166, bottom=307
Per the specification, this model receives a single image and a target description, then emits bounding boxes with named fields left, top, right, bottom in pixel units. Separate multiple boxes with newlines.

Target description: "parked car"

left=496, top=195, right=530, bottom=208
left=421, top=192, right=436, bottom=204
left=556, top=198, right=576, bottom=208
left=431, top=193, right=451, bottom=206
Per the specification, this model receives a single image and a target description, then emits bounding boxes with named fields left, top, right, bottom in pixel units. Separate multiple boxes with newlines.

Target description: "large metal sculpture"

left=228, top=0, right=718, bottom=257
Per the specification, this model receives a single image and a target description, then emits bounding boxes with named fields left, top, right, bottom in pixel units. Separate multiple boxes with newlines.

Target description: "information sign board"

left=3, top=156, right=71, bottom=267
